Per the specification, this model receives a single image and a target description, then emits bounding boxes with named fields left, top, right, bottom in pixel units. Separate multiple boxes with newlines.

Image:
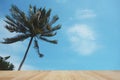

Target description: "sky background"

left=0, top=0, right=120, bottom=70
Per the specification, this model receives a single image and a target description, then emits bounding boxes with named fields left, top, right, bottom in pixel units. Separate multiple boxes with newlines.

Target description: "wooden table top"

left=0, top=71, right=120, bottom=80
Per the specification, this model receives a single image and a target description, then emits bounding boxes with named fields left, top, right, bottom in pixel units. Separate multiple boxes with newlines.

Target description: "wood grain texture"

left=0, top=71, right=120, bottom=80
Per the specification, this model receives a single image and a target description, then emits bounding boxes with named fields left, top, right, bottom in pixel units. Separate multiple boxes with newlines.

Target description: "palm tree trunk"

left=18, top=37, right=33, bottom=71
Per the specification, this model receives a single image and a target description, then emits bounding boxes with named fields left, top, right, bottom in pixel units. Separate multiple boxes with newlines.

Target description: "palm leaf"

left=5, top=15, right=29, bottom=33
left=10, top=5, right=26, bottom=20
left=5, top=15, right=17, bottom=25
left=41, top=32, right=57, bottom=37
left=40, top=24, right=61, bottom=35
left=40, top=36, right=57, bottom=44
left=51, top=24, right=61, bottom=31
left=2, top=34, right=30, bottom=44
left=33, top=6, right=36, bottom=13
left=34, top=39, right=44, bottom=58
left=34, top=39, right=39, bottom=48
left=5, top=25, right=16, bottom=32
left=29, top=5, right=34, bottom=17
left=49, top=15, right=59, bottom=26
left=46, top=9, right=51, bottom=17
left=4, top=20, right=16, bottom=27
left=5, top=23, right=28, bottom=34
left=10, top=5, right=32, bottom=32
left=4, top=56, right=10, bottom=60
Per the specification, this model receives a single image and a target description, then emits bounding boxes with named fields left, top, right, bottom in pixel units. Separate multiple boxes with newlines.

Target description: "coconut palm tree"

left=1, top=5, right=61, bottom=70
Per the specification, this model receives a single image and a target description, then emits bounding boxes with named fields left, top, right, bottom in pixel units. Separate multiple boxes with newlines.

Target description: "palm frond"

left=2, top=34, right=30, bottom=44
left=40, top=36, right=57, bottom=44
left=41, top=32, right=57, bottom=37
left=4, top=56, right=10, bottom=60
left=5, top=25, right=16, bottom=32
left=40, top=8, right=46, bottom=18
left=46, top=9, right=51, bottom=17
left=29, top=5, right=34, bottom=17
left=10, top=5, right=33, bottom=32
left=34, top=39, right=39, bottom=48
left=33, top=6, right=36, bottom=13
left=34, top=39, right=44, bottom=58
left=52, top=24, right=61, bottom=31
left=5, top=16, right=30, bottom=33
left=4, top=20, right=16, bottom=27
left=10, top=11, right=27, bottom=26
left=5, top=23, right=28, bottom=33
left=5, top=15, right=17, bottom=25
left=40, top=24, right=61, bottom=35
left=10, top=5, right=26, bottom=20
left=49, top=15, right=59, bottom=26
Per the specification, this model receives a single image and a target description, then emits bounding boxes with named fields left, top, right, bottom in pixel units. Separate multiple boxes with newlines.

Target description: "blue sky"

left=0, top=0, right=120, bottom=70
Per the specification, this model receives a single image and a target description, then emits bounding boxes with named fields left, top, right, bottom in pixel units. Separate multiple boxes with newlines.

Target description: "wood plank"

left=0, top=71, right=120, bottom=80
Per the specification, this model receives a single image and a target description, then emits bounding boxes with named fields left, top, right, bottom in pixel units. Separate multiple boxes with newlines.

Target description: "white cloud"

left=68, top=24, right=95, bottom=40
left=76, top=9, right=96, bottom=19
left=67, top=24, right=98, bottom=55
